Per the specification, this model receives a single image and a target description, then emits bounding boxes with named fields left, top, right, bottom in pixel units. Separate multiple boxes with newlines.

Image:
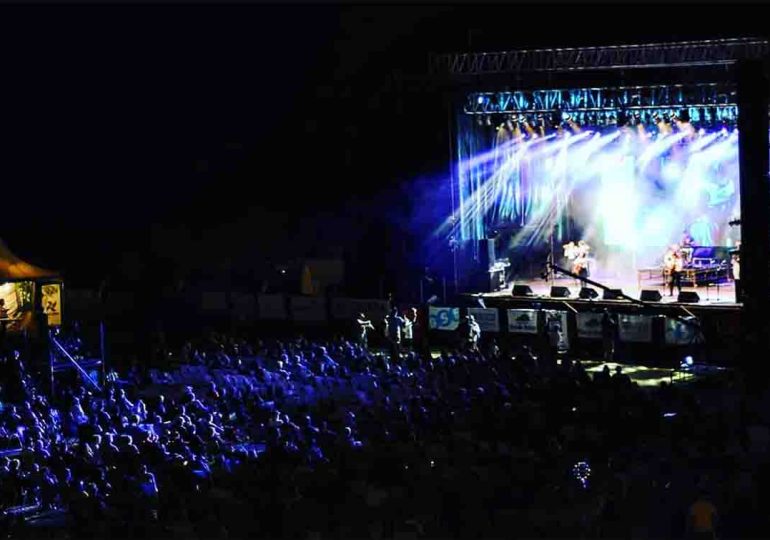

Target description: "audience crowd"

left=0, top=327, right=767, bottom=539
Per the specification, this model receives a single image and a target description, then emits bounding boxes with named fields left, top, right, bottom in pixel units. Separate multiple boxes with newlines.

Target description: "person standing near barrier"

left=384, top=308, right=405, bottom=361
left=465, top=314, right=481, bottom=352
left=601, top=309, right=617, bottom=362
left=402, top=307, right=417, bottom=350
left=0, top=298, right=8, bottom=350
left=356, top=313, right=374, bottom=349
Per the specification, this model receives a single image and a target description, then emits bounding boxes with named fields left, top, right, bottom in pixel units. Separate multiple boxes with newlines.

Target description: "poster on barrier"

left=429, top=306, right=460, bottom=331
left=290, top=296, right=327, bottom=322
left=665, top=317, right=699, bottom=345
left=201, top=292, right=228, bottom=312
left=577, top=312, right=604, bottom=340
left=41, top=283, right=62, bottom=327
left=467, top=307, right=500, bottom=332
left=257, top=294, right=287, bottom=320
left=618, top=314, right=653, bottom=343
left=544, top=310, right=570, bottom=350
left=507, top=309, right=538, bottom=334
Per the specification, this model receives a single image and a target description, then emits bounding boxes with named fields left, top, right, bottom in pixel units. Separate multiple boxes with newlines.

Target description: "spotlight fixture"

left=562, top=112, right=571, bottom=122
left=477, top=95, right=485, bottom=105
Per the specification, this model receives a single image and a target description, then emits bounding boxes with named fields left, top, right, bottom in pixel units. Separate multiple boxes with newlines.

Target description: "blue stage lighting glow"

left=451, top=120, right=741, bottom=280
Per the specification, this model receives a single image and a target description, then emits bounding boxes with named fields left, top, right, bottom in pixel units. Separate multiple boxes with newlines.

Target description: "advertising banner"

left=507, top=309, right=538, bottom=334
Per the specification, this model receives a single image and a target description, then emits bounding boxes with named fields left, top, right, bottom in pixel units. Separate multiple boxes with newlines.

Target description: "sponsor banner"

left=107, top=292, right=135, bottom=312
left=665, top=317, right=698, bottom=345
left=618, top=314, right=653, bottom=343
left=201, top=292, right=228, bottom=312
left=544, top=310, right=570, bottom=350
left=41, top=283, right=62, bottom=327
left=507, top=309, right=538, bottom=334
left=576, top=312, right=603, bottom=339
left=230, top=293, right=256, bottom=322
left=289, top=296, right=327, bottom=323
left=429, top=307, right=461, bottom=331
left=257, top=294, right=287, bottom=320
left=330, top=298, right=390, bottom=322
left=467, top=307, right=500, bottom=332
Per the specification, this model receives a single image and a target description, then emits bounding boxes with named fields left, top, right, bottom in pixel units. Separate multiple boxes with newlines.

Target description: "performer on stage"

left=664, top=245, right=684, bottom=297
left=732, top=242, right=741, bottom=303
left=680, top=230, right=695, bottom=264
left=563, top=241, right=578, bottom=262
left=573, top=240, right=590, bottom=285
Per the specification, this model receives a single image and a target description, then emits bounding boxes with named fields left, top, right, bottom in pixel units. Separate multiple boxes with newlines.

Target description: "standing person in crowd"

left=0, top=298, right=8, bottom=349
left=687, top=490, right=718, bottom=540
left=402, top=307, right=417, bottom=350
left=465, top=314, right=481, bottom=352
left=355, top=313, right=374, bottom=349
left=547, top=313, right=565, bottom=358
left=384, top=307, right=405, bottom=360
left=601, top=309, right=617, bottom=362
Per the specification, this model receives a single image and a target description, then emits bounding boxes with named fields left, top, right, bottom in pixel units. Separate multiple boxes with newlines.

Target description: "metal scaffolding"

left=430, top=38, right=769, bottom=77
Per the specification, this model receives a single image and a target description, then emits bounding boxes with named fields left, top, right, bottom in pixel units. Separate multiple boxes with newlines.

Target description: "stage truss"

left=430, top=38, right=769, bottom=76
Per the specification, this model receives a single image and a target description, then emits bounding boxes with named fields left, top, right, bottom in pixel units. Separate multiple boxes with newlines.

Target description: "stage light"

left=486, top=116, right=492, bottom=127
left=562, top=112, right=571, bottom=122
left=477, top=95, right=484, bottom=105
left=684, top=355, right=694, bottom=366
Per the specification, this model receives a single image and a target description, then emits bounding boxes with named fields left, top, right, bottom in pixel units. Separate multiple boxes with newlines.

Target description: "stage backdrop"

left=453, top=114, right=741, bottom=280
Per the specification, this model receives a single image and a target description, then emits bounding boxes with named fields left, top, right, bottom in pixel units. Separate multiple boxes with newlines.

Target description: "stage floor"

left=483, top=274, right=739, bottom=306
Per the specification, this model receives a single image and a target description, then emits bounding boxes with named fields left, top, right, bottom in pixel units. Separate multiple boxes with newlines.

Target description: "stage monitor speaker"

left=677, top=291, right=700, bottom=303
left=640, top=289, right=663, bottom=302
left=550, top=286, right=571, bottom=298
left=603, top=289, right=624, bottom=300
left=579, top=287, right=599, bottom=299
left=512, top=285, right=534, bottom=297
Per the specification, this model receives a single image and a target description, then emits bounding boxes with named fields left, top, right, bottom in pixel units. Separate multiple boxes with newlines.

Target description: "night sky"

left=1, top=4, right=766, bottom=292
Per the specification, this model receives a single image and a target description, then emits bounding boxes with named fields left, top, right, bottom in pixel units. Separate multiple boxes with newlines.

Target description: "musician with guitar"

left=563, top=240, right=590, bottom=285
left=573, top=240, right=590, bottom=286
